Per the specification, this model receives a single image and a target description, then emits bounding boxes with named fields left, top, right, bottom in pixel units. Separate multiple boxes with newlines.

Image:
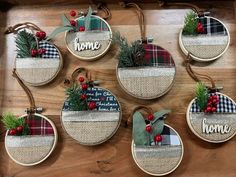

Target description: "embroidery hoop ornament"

left=60, top=67, right=122, bottom=146
left=4, top=69, right=58, bottom=166
left=128, top=106, right=184, bottom=176
left=5, top=22, right=63, bottom=86
left=115, top=3, right=176, bottom=100
left=169, top=2, right=231, bottom=62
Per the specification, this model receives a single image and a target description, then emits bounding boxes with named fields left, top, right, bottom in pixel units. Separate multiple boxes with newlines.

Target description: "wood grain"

left=1, top=1, right=236, bottom=177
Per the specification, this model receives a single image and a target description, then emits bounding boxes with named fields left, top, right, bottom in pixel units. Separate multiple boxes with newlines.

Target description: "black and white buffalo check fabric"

left=158, top=126, right=180, bottom=146
left=199, top=16, right=227, bottom=35
left=190, top=93, right=236, bottom=113
left=39, top=41, right=60, bottom=58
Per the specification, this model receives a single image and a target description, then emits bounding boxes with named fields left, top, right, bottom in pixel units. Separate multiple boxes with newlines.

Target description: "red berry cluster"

left=9, top=125, right=24, bottom=136
left=36, top=31, right=46, bottom=40
left=78, top=76, right=97, bottom=110
left=145, top=113, right=162, bottom=143
left=204, top=95, right=219, bottom=113
left=31, top=48, right=46, bottom=57
left=69, top=10, right=85, bottom=32
left=196, top=22, right=204, bottom=34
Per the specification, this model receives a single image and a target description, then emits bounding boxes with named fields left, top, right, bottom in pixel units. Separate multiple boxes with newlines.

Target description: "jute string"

left=5, top=22, right=42, bottom=34
left=96, top=3, right=112, bottom=20
left=119, top=2, right=146, bottom=42
left=126, top=106, right=153, bottom=127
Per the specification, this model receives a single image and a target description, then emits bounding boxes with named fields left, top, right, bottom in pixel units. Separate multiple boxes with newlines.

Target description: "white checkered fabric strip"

left=190, top=93, right=236, bottom=113
left=39, top=41, right=60, bottom=58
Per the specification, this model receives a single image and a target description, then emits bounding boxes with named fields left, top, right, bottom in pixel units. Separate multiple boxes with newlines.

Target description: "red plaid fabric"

left=77, top=17, right=109, bottom=31
left=143, top=44, right=175, bottom=67
left=26, top=115, right=54, bottom=135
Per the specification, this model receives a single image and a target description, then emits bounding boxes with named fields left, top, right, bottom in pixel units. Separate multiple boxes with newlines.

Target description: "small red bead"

left=70, top=10, right=76, bottom=17
left=9, top=129, right=17, bottom=135
left=207, top=102, right=212, bottom=107
left=70, top=20, right=76, bottom=26
left=79, top=26, right=85, bottom=31
left=16, top=126, right=23, bottom=132
left=145, top=124, right=152, bottom=133
left=154, top=134, right=162, bottom=142
left=82, top=83, right=88, bottom=90
left=39, top=31, right=46, bottom=39
left=88, top=101, right=96, bottom=110
left=212, top=99, right=218, bottom=104
left=31, top=49, right=38, bottom=57
left=147, top=114, right=154, bottom=121
left=80, top=94, right=87, bottom=100
left=36, top=31, right=41, bottom=38
left=206, top=106, right=212, bottom=112
left=211, top=107, right=217, bottom=112
left=78, top=77, right=85, bottom=83
left=38, top=48, right=46, bottom=55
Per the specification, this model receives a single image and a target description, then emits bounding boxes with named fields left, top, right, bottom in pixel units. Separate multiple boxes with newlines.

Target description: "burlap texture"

left=181, top=35, right=228, bottom=59
left=66, top=31, right=111, bottom=58
left=133, top=145, right=182, bottom=175
left=15, top=58, right=60, bottom=85
left=189, top=113, right=236, bottom=141
left=118, top=67, right=175, bottom=98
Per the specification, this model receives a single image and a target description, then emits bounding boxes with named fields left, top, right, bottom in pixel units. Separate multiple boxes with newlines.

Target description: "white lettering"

left=202, top=118, right=231, bottom=134
left=74, top=37, right=101, bottom=51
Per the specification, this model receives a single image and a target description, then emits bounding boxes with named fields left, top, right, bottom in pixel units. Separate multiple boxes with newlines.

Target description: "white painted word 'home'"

left=74, top=37, right=101, bottom=51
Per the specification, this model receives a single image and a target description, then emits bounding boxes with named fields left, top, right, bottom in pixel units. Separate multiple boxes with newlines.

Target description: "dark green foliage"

left=113, top=32, right=146, bottom=68
left=182, top=11, right=198, bottom=35
left=196, top=82, right=208, bottom=111
left=15, top=30, right=37, bottom=58
left=66, top=84, right=88, bottom=111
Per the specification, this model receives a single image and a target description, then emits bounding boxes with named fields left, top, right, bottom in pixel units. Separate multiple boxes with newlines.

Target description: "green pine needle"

left=195, top=83, right=208, bottom=111
left=15, top=30, right=38, bottom=58
left=66, top=84, right=88, bottom=111
left=182, top=11, right=198, bottom=35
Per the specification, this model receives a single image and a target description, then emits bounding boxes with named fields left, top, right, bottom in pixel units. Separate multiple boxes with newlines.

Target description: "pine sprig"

left=15, top=30, right=37, bottom=58
left=113, top=32, right=146, bottom=68
left=66, top=84, right=88, bottom=111
left=196, top=83, right=208, bottom=111
left=182, top=11, right=198, bottom=35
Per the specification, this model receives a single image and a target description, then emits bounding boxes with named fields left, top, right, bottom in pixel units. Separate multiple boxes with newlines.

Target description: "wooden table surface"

left=1, top=1, right=236, bottom=177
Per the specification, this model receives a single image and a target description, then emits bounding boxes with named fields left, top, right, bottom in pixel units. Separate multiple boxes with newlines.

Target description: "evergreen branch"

left=196, top=82, right=208, bottom=111
left=182, top=11, right=198, bottom=35
left=2, top=112, right=24, bottom=129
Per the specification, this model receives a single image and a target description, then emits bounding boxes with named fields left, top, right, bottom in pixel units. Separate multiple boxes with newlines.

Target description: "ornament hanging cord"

left=96, top=3, right=112, bottom=20
left=119, top=2, right=146, bottom=41
left=12, top=69, right=37, bottom=114
left=4, top=22, right=42, bottom=34
left=126, top=106, right=153, bottom=127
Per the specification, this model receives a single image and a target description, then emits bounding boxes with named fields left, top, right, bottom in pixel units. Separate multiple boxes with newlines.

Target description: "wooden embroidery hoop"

left=5, top=22, right=63, bottom=86
left=4, top=69, right=58, bottom=166
left=186, top=92, right=236, bottom=143
left=116, top=3, right=176, bottom=100
left=5, top=113, right=58, bottom=166
left=128, top=106, right=184, bottom=176
left=60, top=67, right=122, bottom=146
left=179, top=16, right=230, bottom=62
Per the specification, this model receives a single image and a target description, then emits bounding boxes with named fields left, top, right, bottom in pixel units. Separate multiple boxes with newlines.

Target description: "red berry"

left=145, top=124, right=152, bottom=133
left=78, top=77, right=85, bottom=83
left=31, top=49, right=38, bottom=57
left=88, top=101, right=96, bottom=110
left=16, top=126, right=23, bottom=132
left=206, top=106, right=212, bottom=112
left=79, top=26, right=85, bottom=31
left=212, top=107, right=217, bottom=112
left=41, top=48, right=46, bottom=54
left=207, top=102, right=212, bottom=107
left=154, top=134, right=162, bottom=142
left=82, top=83, right=88, bottom=90
left=213, top=95, right=218, bottom=100
left=36, top=31, right=41, bottom=38
left=70, top=10, right=76, bottom=17
left=9, top=129, right=17, bottom=135
left=196, top=23, right=204, bottom=33
left=39, top=31, right=46, bottom=39
left=147, top=114, right=154, bottom=121
left=70, top=20, right=76, bottom=26
left=212, top=99, right=218, bottom=104
left=38, top=48, right=46, bottom=55
left=80, top=94, right=87, bottom=100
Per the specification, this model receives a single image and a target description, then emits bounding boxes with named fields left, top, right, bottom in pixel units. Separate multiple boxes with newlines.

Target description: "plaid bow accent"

left=38, top=41, right=60, bottom=58
left=26, top=115, right=54, bottom=135
left=159, top=126, right=181, bottom=146
left=77, top=17, right=109, bottom=31
left=190, top=93, right=236, bottom=113
left=143, top=44, right=175, bottom=67
left=199, top=16, right=227, bottom=35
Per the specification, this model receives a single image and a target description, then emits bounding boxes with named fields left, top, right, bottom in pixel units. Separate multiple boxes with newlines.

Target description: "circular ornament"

left=187, top=92, right=236, bottom=143
left=61, top=86, right=121, bottom=145
left=179, top=12, right=230, bottom=61
left=65, top=15, right=112, bottom=61
left=12, top=27, right=63, bottom=86
left=5, top=113, right=58, bottom=166
left=116, top=43, right=176, bottom=99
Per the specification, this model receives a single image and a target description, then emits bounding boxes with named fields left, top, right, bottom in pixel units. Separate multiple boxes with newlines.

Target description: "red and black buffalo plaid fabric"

left=143, top=44, right=175, bottom=67
left=26, top=115, right=54, bottom=135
